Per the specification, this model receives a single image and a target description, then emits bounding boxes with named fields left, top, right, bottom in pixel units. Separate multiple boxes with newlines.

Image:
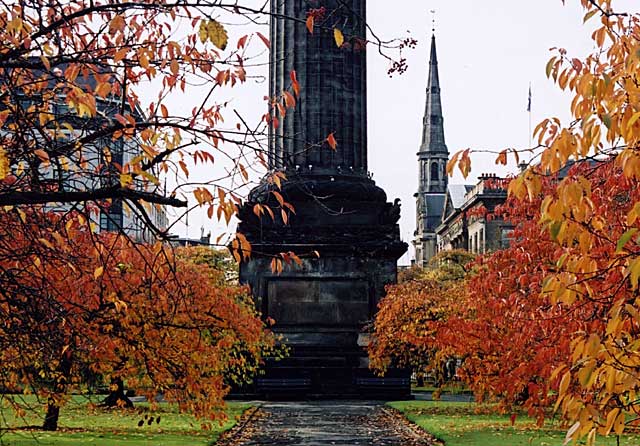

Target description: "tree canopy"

left=439, top=0, right=640, bottom=443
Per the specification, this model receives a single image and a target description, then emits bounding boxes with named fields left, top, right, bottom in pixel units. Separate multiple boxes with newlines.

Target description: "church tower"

left=413, top=34, right=448, bottom=267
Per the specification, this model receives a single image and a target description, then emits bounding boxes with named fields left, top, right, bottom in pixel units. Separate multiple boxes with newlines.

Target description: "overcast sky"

left=167, top=0, right=634, bottom=265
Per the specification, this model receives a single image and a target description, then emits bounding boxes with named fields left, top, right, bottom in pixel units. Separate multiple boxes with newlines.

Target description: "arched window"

left=431, top=162, right=439, bottom=181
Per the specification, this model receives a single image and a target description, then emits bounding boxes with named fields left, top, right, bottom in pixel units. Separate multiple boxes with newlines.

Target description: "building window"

left=479, top=228, right=484, bottom=253
left=422, top=162, right=427, bottom=186
left=431, top=162, right=439, bottom=182
left=100, top=199, right=123, bottom=233
left=500, top=228, right=514, bottom=249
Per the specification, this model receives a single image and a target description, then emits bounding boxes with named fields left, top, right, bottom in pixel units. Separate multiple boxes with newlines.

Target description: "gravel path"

left=217, top=401, right=437, bottom=446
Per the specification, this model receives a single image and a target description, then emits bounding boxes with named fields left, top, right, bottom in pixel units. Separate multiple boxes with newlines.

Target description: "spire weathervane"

left=430, top=9, right=436, bottom=33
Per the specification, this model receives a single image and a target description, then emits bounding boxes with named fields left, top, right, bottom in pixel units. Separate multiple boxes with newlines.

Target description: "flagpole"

left=528, top=82, right=532, bottom=150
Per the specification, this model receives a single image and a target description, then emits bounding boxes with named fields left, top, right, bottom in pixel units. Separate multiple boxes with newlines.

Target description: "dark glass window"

left=431, top=162, right=439, bottom=181
left=99, top=199, right=123, bottom=232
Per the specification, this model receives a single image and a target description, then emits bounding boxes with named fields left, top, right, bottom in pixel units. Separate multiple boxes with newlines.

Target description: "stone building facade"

left=436, top=174, right=513, bottom=255
left=12, top=74, right=168, bottom=243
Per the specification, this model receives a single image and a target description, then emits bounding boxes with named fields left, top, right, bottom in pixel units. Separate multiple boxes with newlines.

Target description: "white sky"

left=165, top=0, right=634, bottom=265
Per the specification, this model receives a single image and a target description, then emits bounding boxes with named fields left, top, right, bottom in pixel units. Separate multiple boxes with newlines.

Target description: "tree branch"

left=0, top=187, right=187, bottom=207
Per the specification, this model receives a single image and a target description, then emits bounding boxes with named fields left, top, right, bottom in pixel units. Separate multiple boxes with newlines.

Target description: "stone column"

left=270, top=0, right=367, bottom=175
left=236, top=0, right=409, bottom=399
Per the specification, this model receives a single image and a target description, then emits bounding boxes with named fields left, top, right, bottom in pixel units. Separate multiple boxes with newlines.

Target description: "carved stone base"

left=236, top=173, right=409, bottom=398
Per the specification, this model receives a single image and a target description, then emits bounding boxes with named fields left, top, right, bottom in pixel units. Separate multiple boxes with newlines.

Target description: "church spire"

left=420, top=35, right=447, bottom=155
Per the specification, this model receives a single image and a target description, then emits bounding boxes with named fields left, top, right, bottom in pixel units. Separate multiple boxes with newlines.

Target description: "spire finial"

left=430, top=9, right=436, bottom=33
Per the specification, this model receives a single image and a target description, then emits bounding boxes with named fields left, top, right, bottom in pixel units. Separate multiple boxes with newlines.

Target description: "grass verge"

left=0, top=395, right=250, bottom=446
left=388, top=400, right=640, bottom=446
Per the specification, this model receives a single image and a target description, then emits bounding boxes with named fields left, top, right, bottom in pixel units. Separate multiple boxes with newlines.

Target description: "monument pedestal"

left=237, top=174, right=409, bottom=398
left=235, top=0, right=409, bottom=398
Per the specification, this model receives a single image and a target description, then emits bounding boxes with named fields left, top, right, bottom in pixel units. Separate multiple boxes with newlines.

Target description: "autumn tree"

left=0, top=0, right=287, bottom=431
left=435, top=171, right=589, bottom=423
left=445, top=0, right=640, bottom=442
left=369, top=250, right=474, bottom=388
left=0, top=209, right=278, bottom=431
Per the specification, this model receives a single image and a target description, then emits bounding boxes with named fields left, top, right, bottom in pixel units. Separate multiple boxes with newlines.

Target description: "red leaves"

left=326, top=133, right=337, bottom=150
left=305, top=7, right=326, bottom=35
left=237, top=34, right=248, bottom=49
left=290, top=71, right=300, bottom=97
left=283, top=91, right=296, bottom=108
left=256, top=32, right=270, bottom=49
left=0, top=210, right=278, bottom=424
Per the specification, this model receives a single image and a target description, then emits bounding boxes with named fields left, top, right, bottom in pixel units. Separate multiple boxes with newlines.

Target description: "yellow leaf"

left=198, top=20, right=208, bottom=43
left=334, top=28, right=344, bottom=48
left=120, top=173, right=133, bottom=188
left=627, top=111, right=640, bottom=130
left=559, top=370, right=571, bottom=397
left=207, top=19, right=228, bottom=50
left=614, top=409, right=626, bottom=436
left=0, top=146, right=9, bottom=180
left=627, top=202, right=640, bottom=225
left=94, top=266, right=104, bottom=279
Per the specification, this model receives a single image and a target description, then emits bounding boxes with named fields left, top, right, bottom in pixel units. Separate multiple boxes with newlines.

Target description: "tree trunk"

left=102, top=377, right=133, bottom=408
left=42, top=349, right=73, bottom=431
left=43, top=403, right=60, bottom=431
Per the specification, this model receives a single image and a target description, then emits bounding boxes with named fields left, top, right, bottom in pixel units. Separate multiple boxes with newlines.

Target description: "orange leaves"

left=1, top=206, right=278, bottom=422
left=306, top=16, right=314, bottom=34
left=237, top=34, right=248, bottom=49
left=446, top=149, right=471, bottom=179
left=109, top=15, right=126, bottom=34
left=270, top=251, right=303, bottom=274
left=370, top=250, right=473, bottom=375
left=270, top=257, right=283, bottom=274
left=290, top=71, right=300, bottom=97
left=326, top=133, right=337, bottom=150
left=282, top=91, right=296, bottom=108
left=305, top=7, right=325, bottom=35
left=231, top=233, right=251, bottom=263
left=65, top=86, right=97, bottom=118
left=94, top=82, right=112, bottom=98
left=266, top=170, right=287, bottom=190
left=193, top=187, right=214, bottom=205
left=170, top=59, right=180, bottom=76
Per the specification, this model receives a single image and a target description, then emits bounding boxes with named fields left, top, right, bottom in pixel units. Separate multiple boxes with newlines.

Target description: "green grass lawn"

left=0, top=395, right=249, bottom=446
left=388, top=400, right=640, bottom=446
left=412, top=383, right=471, bottom=394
